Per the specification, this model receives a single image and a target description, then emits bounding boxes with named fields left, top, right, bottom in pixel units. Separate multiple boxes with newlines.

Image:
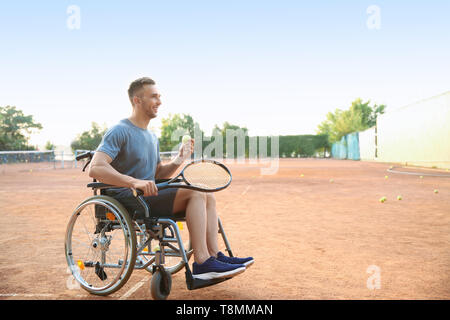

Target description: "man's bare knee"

left=189, top=190, right=207, bottom=202
left=172, top=189, right=205, bottom=214
left=206, top=193, right=216, bottom=206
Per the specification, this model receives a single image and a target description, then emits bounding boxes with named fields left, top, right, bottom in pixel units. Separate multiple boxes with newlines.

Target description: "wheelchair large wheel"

left=65, top=196, right=137, bottom=296
left=135, top=220, right=193, bottom=275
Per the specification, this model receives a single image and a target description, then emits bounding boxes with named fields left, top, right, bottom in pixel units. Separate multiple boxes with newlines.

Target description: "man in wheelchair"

left=88, top=77, right=253, bottom=281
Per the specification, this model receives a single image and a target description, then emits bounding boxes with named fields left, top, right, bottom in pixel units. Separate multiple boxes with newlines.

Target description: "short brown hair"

left=128, top=77, right=156, bottom=104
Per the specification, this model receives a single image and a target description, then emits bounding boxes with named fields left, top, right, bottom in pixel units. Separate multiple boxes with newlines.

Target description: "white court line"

left=241, top=185, right=251, bottom=195
left=119, top=275, right=151, bottom=300
left=221, top=185, right=251, bottom=213
left=0, top=293, right=125, bottom=299
left=0, top=293, right=54, bottom=297
left=0, top=236, right=22, bottom=244
left=0, top=277, right=150, bottom=300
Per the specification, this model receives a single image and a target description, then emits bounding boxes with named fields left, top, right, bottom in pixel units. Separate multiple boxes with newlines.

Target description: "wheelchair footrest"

left=187, top=277, right=231, bottom=291
left=184, top=265, right=231, bottom=291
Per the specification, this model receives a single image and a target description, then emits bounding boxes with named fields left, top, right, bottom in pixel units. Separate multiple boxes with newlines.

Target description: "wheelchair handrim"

left=65, top=199, right=134, bottom=293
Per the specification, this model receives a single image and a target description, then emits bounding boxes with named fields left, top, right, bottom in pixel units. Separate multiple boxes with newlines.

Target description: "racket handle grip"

left=155, top=181, right=170, bottom=191
left=132, top=181, right=173, bottom=197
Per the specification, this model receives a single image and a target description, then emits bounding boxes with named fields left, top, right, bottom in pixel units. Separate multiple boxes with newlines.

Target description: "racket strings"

left=183, top=162, right=231, bottom=190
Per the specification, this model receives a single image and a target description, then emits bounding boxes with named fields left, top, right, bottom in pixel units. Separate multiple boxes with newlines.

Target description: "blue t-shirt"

left=96, top=119, right=161, bottom=183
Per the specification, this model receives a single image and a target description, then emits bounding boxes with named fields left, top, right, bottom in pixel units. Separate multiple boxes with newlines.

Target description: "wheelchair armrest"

left=86, top=182, right=146, bottom=200
left=87, top=182, right=115, bottom=189
left=87, top=178, right=183, bottom=192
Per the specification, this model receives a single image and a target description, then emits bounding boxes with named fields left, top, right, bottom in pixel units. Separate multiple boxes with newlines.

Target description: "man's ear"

left=132, top=95, right=140, bottom=106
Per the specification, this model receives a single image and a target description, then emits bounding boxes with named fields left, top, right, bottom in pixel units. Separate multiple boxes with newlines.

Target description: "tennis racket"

left=132, top=159, right=232, bottom=196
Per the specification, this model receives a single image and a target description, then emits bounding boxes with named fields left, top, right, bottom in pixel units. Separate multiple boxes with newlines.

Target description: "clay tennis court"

left=0, top=158, right=449, bottom=300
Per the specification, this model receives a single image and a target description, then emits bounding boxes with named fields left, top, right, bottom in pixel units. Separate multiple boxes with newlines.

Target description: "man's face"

left=134, top=85, right=161, bottom=119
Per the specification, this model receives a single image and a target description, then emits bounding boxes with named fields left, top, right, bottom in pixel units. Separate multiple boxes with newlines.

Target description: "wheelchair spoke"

left=66, top=198, right=137, bottom=294
left=78, top=212, right=94, bottom=243
left=86, top=204, right=98, bottom=232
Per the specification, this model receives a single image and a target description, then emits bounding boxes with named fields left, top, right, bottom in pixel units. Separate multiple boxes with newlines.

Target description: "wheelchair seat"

left=131, top=209, right=186, bottom=221
left=86, top=181, right=186, bottom=221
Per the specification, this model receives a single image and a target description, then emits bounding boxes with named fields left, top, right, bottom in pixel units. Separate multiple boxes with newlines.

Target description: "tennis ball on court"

left=385, top=175, right=388, bottom=179
left=434, top=189, right=439, bottom=194
left=397, top=195, right=402, bottom=200
left=300, top=174, right=304, bottom=177
left=420, top=176, right=423, bottom=179
left=330, top=179, right=334, bottom=183
left=182, top=135, right=191, bottom=144
left=379, top=196, right=387, bottom=203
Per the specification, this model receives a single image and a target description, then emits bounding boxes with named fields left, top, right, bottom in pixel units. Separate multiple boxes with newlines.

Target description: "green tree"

left=212, top=122, right=248, bottom=157
left=0, top=105, right=43, bottom=150
left=71, top=122, right=107, bottom=151
left=45, top=141, right=55, bottom=150
left=214, top=122, right=248, bottom=136
left=317, top=99, right=386, bottom=143
left=159, top=113, right=203, bottom=151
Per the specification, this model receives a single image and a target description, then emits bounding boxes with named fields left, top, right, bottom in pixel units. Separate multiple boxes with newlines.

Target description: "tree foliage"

left=159, top=113, right=203, bottom=151
left=70, top=122, right=107, bottom=151
left=213, top=122, right=248, bottom=136
left=279, top=134, right=329, bottom=157
left=317, top=98, right=386, bottom=143
left=0, top=105, right=42, bottom=151
left=210, top=122, right=248, bottom=157
left=45, top=141, right=55, bottom=150
left=159, top=113, right=328, bottom=158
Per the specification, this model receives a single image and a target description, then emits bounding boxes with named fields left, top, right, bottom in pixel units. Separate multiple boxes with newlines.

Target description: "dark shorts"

left=104, top=188, right=184, bottom=219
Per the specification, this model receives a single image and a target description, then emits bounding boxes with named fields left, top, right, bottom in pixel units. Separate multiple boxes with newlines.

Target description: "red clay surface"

left=0, top=159, right=449, bottom=300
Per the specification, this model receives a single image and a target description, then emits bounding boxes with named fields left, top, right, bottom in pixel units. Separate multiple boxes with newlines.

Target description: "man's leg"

left=205, top=193, right=220, bottom=257
left=172, top=189, right=211, bottom=264
left=172, top=189, right=248, bottom=280
left=204, top=194, right=254, bottom=268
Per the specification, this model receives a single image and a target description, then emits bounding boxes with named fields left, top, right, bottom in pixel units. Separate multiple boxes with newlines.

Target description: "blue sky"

left=0, top=1, right=449, bottom=148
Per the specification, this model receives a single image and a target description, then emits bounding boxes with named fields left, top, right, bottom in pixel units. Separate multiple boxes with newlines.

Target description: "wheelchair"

left=64, top=151, right=236, bottom=300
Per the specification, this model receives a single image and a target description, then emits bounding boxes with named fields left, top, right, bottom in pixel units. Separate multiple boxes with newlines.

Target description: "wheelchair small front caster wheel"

left=150, top=268, right=172, bottom=300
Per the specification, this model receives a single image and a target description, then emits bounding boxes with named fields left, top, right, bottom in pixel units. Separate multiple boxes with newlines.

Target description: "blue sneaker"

left=192, top=257, right=246, bottom=280
left=216, top=251, right=254, bottom=268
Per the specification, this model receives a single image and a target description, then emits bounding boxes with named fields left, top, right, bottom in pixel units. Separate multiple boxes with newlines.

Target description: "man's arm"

left=155, top=139, right=194, bottom=179
left=89, top=151, right=158, bottom=196
left=155, top=158, right=182, bottom=180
